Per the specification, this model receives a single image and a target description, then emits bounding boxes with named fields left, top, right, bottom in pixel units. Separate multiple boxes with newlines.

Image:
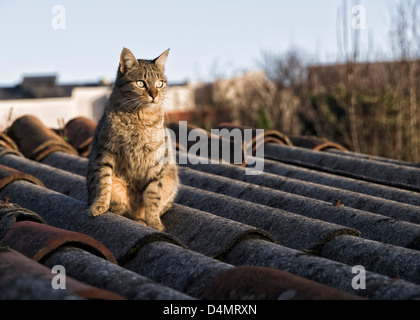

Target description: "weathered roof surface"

left=1, top=114, right=420, bottom=300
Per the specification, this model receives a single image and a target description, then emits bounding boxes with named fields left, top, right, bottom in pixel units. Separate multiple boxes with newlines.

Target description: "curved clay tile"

left=203, top=266, right=363, bottom=300
left=64, top=117, right=97, bottom=157
left=7, top=115, right=78, bottom=161
left=0, top=220, right=117, bottom=264
left=217, top=122, right=293, bottom=154
left=0, top=248, right=124, bottom=300
left=0, top=202, right=46, bottom=240
left=0, top=132, right=19, bottom=151
left=0, top=164, right=44, bottom=190
left=288, top=135, right=347, bottom=151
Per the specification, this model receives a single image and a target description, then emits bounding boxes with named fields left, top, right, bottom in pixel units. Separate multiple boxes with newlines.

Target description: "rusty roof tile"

left=216, top=122, right=293, bottom=153
left=7, top=115, right=78, bottom=161
left=0, top=132, right=18, bottom=151
left=203, top=266, right=362, bottom=300
left=0, top=220, right=117, bottom=263
left=0, top=163, right=44, bottom=190
left=0, top=248, right=124, bottom=300
left=0, top=202, right=46, bottom=239
left=288, top=135, right=347, bottom=151
left=64, top=116, right=97, bottom=157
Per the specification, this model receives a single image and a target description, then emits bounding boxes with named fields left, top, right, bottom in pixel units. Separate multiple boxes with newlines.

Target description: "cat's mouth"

left=143, top=97, right=161, bottom=107
left=143, top=101, right=160, bottom=108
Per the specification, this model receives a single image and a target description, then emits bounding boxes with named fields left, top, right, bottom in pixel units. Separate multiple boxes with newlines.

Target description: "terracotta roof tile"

left=7, top=115, right=78, bottom=161
left=64, top=116, right=97, bottom=157
left=0, top=220, right=117, bottom=263
left=203, top=266, right=362, bottom=300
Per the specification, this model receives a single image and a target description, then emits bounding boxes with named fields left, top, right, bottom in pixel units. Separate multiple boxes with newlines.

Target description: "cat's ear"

left=154, top=49, right=170, bottom=73
left=120, top=48, right=139, bottom=74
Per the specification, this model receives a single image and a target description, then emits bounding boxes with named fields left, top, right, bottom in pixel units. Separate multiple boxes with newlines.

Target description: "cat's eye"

left=156, top=80, right=164, bottom=88
left=136, top=80, right=146, bottom=88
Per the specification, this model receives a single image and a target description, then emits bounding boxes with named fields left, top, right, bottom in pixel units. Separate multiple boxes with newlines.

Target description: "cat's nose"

left=148, top=88, right=159, bottom=102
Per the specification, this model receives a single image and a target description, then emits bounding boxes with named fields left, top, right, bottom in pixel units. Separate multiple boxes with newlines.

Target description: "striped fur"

left=87, top=48, right=179, bottom=231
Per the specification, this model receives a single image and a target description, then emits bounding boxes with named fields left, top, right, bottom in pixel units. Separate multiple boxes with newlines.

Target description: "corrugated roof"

left=1, top=114, right=420, bottom=301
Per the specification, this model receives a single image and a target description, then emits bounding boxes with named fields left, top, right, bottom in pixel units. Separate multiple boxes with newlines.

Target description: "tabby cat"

left=86, top=47, right=179, bottom=231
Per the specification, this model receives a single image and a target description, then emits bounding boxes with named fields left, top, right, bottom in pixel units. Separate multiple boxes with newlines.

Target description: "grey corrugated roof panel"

left=176, top=185, right=360, bottom=251
left=0, top=212, right=192, bottom=300
left=178, top=166, right=420, bottom=249
left=0, top=180, right=184, bottom=263
left=168, top=122, right=247, bottom=166
left=0, top=157, right=371, bottom=299
left=28, top=147, right=420, bottom=250
left=327, top=148, right=420, bottom=168
left=178, top=152, right=420, bottom=225
left=261, top=156, right=420, bottom=207
left=5, top=115, right=420, bottom=300
left=162, top=203, right=276, bottom=257
left=224, top=239, right=420, bottom=300
left=0, top=179, right=242, bottom=299
left=0, top=211, right=192, bottom=300
left=263, top=143, right=420, bottom=191
left=42, top=151, right=88, bottom=176
left=0, top=148, right=359, bottom=252
left=320, top=235, right=420, bottom=285
left=0, top=150, right=87, bottom=201
left=123, top=241, right=234, bottom=299
left=43, top=247, right=194, bottom=300
left=0, top=152, right=277, bottom=257
left=1, top=150, right=318, bottom=256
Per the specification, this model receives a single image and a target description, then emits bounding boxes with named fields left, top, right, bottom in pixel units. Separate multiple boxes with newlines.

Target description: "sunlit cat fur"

left=86, top=47, right=179, bottom=231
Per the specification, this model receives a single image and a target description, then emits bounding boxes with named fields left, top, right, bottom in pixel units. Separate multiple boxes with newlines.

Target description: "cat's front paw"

left=90, top=201, right=109, bottom=217
left=147, top=219, right=165, bottom=232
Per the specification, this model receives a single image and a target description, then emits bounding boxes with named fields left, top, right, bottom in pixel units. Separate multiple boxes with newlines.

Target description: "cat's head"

left=113, top=48, right=169, bottom=109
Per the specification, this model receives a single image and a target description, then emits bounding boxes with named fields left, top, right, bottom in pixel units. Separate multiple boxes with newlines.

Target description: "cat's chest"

left=111, top=125, right=165, bottom=171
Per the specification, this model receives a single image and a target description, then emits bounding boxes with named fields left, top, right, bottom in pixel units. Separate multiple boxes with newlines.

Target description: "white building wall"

left=0, top=84, right=197, bottom=130
left=0, top=86, right=111, bottom=130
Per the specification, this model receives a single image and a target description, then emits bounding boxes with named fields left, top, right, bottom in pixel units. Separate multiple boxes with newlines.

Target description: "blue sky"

left=0, top=1, right=394, bottom=86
